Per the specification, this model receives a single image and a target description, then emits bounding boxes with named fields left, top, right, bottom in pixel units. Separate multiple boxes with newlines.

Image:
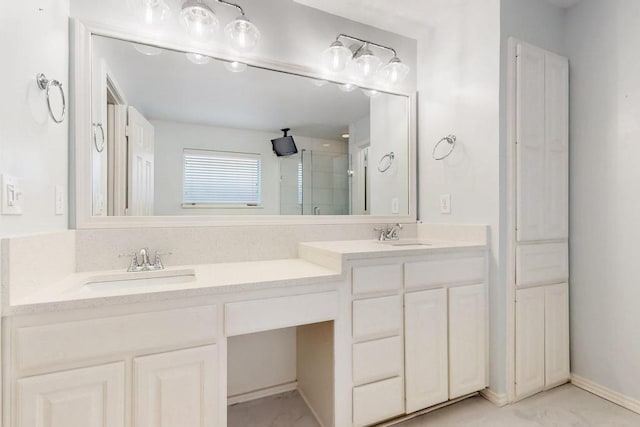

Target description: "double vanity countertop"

left=3, top=238, right=486, bottom=315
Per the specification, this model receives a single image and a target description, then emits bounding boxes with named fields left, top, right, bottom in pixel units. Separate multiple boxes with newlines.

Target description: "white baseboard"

left=571, top=374, right=640, bottom=415
left=227, top=381, right=298, bottom=406
left=480, top=388, right=509, bottom=407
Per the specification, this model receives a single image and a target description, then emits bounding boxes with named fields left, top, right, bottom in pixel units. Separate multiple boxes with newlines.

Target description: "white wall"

left=152, top=119, right=346, bottom=215
left=499, top=0, right=566, bottom=397
left=370, top=94, right=409, bottom=216
left=0, top=0, right=69, bottom=237
left=565, top=0, right=640, bottom=403
left=417, top=0, right=503, bottom=393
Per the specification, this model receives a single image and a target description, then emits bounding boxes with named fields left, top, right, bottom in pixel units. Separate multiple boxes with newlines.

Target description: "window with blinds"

left=183, top=149, right=262, bottom=206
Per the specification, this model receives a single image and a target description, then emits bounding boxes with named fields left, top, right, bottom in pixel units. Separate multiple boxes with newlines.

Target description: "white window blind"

left=183, top=149, right=262, bottom=206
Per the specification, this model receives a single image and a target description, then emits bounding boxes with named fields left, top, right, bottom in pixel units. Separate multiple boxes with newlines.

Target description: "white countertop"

left=299, top=239, right=486, bottom=271
left=8, top=258, right=341, bottom=315
left=5, top=237, right=486, bottom=315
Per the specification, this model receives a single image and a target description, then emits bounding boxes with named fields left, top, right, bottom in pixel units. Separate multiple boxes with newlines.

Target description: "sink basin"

left=82, top=269, right=196, bottom=291
left=377, top=240, right=433, bottom=247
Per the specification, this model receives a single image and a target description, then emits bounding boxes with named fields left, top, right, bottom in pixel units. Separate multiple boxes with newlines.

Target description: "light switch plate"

left=391, top=197, right=399, bottom=214
left=55, top=185, right=64, bottom=215
left=1, top=174, right=23, bottom=215
left=440, top=194, right=451, bottom=214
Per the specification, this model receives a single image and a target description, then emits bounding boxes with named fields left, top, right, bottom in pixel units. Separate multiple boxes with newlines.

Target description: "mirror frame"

left=71, top=19, right=417, bottom=229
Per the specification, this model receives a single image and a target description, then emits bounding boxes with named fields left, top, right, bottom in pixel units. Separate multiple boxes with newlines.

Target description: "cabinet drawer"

left=353, top=377, right=404, bottom=427
left=16, top=305, right=218, bottom=372
left=352, top=295, right=402, bottom=341
left=353, top=336, right=402, bottom=385
left=516, top=242, right=568, bottom=287
left=225, top=291, right=338, bottom=336
left=405, top=256, right=485, bottom=289
left=352, top=264, right=402, bottom=295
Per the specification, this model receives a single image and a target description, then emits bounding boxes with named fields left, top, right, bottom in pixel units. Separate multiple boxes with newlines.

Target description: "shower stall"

left=280, top=149, right=351, bottom=215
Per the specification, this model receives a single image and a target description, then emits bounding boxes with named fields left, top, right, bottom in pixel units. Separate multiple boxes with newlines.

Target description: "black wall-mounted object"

left=271, top=128, right=298, bottom=156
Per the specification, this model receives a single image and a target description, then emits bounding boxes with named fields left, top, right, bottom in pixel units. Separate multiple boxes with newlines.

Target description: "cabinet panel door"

left=544, top=53, right=569, bottom=240
left=516, top=43, right=546, bottom=241
left=515, top=287, right=545, bottom=399
left=17, top=363, right=125, bottom=427
left=545, top=283, right=570, bottom=388
left=404, top=289, right=448, bottom=412
left=134, top=345, right=218, bottom=427
left=449, top=284, right=487, bottom=398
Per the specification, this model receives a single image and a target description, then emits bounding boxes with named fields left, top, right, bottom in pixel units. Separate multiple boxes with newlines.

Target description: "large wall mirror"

left=74, top=23, right=416, bottom=226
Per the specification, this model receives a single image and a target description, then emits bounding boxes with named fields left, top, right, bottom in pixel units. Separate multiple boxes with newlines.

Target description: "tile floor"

left=227, top=384, right=640, bottom=427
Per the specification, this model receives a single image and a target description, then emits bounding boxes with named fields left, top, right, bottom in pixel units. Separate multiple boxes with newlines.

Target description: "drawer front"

left=353, top=336, right=402, bottom=385
left=352, top=295, right=402, bottom=341
left=16, top=305, right=218, bottom=373
left=404, top=256, right=485, bottom=289
left=353, top=377, right=404, bottom=427
left=352, top=264, right=402, bottom=295
left=516, top=242, right=568, bottom=287
left=225, top=291, right=338, bottom=336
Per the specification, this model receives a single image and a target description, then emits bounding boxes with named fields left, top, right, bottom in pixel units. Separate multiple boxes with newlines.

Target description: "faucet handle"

left=119, top=253, right=140, bottom=272
left=153, top=251, right=172, bottom=269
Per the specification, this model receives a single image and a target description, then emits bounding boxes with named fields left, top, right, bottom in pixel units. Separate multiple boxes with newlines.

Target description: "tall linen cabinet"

left=510, top=40, right=570, bottom=400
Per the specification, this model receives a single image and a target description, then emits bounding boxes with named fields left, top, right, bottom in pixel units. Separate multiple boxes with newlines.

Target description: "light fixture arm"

left=336, top=34, right=398, bottom=58
left=216, top=0, right=245, bottom=15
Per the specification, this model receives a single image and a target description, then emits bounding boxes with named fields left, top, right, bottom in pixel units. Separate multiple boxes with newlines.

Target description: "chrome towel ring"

left=93, top=123, right=105, bottom=153
left=378, top=152, right=395, bottom=172
left=36, top=73, right=66, bottom=124
left=432, top=134, right=457, bottom=160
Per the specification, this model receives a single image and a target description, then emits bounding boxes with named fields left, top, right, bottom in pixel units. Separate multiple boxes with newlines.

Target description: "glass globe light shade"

left=180, top=0, right=219, bottom=42
left=185, top=52, right=211, bottom=64
left=322, top=41, right=352, bottom=73
left=353, top=45, right=382, bottom=81
left=225, top=16, right=261, bottom=53
left=380, top=57, right=410, bottom=84
left=224, top=61, right=247, bottom=73
left=132, top=0, right=170, bottom=27
left=133, top=43, right=163, bottom=56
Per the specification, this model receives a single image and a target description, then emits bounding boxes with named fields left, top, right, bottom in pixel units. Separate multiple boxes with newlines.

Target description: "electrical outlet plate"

left=440, top=194, right=451, bottom=214
left=1, top=174, right=23, bottom=215
left=391, top=197, right=399, bottom=214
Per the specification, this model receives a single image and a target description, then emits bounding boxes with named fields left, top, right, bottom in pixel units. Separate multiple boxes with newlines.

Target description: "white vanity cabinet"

left=349, top=250, right=488, bottom=426
left=16, top=363, right=125, bottom=427
left=5, top=301, right=220, bottom=427
left=134, top=346, right=218, bottom=427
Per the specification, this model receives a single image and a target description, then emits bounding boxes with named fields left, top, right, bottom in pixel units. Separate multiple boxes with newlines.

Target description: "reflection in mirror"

left=90, top=35, right=410, bottom=217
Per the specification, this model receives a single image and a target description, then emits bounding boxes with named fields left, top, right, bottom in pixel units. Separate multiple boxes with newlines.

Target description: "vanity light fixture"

left=185, top=52, right=211, bottom=64
left=133, top=0, right=171, bottom=27
left=341, top=133, right=350, bottom=139
left=180, top=0, right=219, bottom=42
left=176, top=0, right=260, bottom=51
left=322, top=34, right=410, bottom=85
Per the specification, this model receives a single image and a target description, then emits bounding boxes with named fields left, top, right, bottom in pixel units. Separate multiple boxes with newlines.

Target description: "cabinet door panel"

left=449, top=284, right=487, bottom=398
left=516, top=43, right=546, bottom=241
left=17, top=363, right=125, bottom=427
left=134, top=345, right=217, bottom=427
left=544, top=53, right=569, bottom=239
left=515, top=287, right=545, bottom=399
left=404, top=289, right=448, bottom=412
left=545, top=283, right=570, bottom=388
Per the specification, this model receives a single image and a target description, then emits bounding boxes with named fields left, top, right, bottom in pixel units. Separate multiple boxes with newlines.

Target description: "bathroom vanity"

left=1, top=233, right=488, bottom=427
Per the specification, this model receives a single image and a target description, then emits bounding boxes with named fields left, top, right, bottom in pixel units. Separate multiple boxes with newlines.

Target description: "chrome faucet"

left=375, top=223, right=403, bottom=241
left=125, top=248, right=168, bottom=272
